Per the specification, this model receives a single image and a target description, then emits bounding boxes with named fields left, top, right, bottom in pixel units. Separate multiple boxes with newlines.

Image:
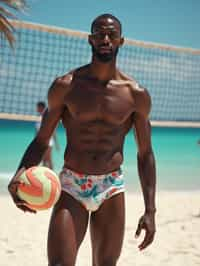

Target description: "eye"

left=109, top=32, right=120, bottom=40
left=92, top=31, right=120, bottom=40
left=92, top=32, right=106, bottom=40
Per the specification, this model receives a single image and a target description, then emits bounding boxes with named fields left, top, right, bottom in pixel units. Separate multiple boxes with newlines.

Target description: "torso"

left=58, top=66, right=138, bottom=174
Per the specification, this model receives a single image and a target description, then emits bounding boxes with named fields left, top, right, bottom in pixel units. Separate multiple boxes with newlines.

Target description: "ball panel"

left=17, top=171, right=30, bottom=185
left=26, top=171, right=61, bottom=210
left=17, top=180, right=52, bottom=205
left=18, top=167, right=44, bottom=197
left=17, top=166, right=61, bottom=211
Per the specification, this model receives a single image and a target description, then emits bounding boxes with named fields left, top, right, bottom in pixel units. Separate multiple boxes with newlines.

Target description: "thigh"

left=48, top=191, right=89, bottom=266
left=90, top=192, right=125, bottom=265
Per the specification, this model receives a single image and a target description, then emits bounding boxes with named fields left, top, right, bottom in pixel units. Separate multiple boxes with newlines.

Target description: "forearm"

left=137, top=150, right=156, bottom=213
left=17, top=138, right=48, bottom=172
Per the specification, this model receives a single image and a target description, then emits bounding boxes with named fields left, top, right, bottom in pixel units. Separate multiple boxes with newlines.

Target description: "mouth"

left=98, top=46, right=112, bottom=53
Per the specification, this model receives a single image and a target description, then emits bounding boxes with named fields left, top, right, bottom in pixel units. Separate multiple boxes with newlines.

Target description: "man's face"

left=89, top=18, right=124, bottom=63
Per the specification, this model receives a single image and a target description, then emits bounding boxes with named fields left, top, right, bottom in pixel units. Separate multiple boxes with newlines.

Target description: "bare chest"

left=65, top=81, right=135, bottom=124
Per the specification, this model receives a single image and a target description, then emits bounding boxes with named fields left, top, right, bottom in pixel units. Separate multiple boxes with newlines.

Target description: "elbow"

left=137, top=148, right=154, bottom=162
left=137, top=149, right=156, bottom=171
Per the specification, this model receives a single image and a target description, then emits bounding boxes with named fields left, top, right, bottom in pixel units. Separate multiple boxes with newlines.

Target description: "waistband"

left=60, top=167, right=122, bottom=180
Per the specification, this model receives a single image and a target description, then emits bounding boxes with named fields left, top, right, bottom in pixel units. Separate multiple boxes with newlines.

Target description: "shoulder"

left=48, top=72, right=73, bottom=97
left=47, top=71, right=75, bottom=108
left=131, top=83, right=151, bottom=117
left=119, top=72, right=151, bottom=116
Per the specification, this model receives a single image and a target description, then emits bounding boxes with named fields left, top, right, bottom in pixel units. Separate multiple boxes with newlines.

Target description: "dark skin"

left=36, top=104, right=59, bottom=170
left=8, top=16, right=156, bottom=265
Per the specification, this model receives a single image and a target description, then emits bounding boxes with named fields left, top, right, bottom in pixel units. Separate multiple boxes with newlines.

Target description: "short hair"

left=91, top=13, right=122, bottom=34
left=37, top=101, right=46, bottom=109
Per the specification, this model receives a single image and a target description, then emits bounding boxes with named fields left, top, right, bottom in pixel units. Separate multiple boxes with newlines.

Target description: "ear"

left=119, top=36, right=124, bottom=47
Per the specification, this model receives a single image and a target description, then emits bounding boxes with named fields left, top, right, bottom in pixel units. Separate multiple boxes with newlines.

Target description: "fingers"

left=135, top=215, right=156, bottom=251
left=8, top=167, right=36, bottom=214
left=16, top=203, right=36, bottom=213
left=16, top=198, right=37, bottom=213
left=135, top=219, right=143, bottom=238
left=138, top=230, right=155, bottom=251
left=11, top=193, right=36, bottom=213
left=8, top=167, right=26, bottom=192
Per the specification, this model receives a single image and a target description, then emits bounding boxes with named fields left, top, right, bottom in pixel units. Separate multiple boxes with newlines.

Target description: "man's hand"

left=8, top=168, right=36, bottom=213
left=135, top=212, right=156, bottom=250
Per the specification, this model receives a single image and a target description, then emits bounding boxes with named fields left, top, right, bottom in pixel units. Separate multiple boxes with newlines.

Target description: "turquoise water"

left=0, top=119, right=200, bottom=192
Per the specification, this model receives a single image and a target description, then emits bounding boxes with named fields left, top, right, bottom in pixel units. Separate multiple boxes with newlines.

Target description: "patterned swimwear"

left=59, top=168, right=125, bottom=212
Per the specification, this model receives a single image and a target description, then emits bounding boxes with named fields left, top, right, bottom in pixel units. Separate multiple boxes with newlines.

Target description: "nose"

left=102, top=34, right=110, bottom=44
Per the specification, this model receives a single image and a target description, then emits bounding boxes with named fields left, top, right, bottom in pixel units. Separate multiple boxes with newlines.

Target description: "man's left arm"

left=133, top=88, right=156, bottom=250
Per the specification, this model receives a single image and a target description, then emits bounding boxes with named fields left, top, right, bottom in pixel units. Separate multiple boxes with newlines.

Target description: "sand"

left=1, top=191, right=200, bottom=266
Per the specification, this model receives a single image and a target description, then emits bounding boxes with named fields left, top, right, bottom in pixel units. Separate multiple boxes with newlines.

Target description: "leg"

left=90, top=192, right=125, bottom=266
left=48, top=191, right=89, bottom=266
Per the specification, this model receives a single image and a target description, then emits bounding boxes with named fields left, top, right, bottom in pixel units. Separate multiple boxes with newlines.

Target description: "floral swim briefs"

left=59, top=168, right=125, bottom=212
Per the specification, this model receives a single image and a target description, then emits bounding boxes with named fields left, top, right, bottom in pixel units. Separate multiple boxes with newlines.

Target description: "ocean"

left=0, top=119, right=200, bottom=193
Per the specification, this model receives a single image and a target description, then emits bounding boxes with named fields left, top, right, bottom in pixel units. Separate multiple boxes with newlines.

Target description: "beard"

left=92, top=46, right=119, bottom=63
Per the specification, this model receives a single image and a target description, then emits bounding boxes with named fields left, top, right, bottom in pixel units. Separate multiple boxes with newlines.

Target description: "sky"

left=14, top=0, right=200, bottom=50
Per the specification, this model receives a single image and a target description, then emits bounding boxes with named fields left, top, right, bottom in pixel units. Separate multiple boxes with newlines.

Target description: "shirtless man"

left=8, top=14, right=156, bottom=266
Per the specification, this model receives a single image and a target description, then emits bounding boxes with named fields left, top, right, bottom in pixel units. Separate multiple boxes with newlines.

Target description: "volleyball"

left=17, top=166, right=61, bottom=211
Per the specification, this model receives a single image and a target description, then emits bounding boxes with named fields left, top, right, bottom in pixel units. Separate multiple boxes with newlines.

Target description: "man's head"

left=89, top=14, right=124, bottom=63
left=36, top=101, right=46, bottom=114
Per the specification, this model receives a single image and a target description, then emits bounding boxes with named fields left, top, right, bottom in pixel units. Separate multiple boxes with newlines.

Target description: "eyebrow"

left=93, top=26, right=119, bottom=32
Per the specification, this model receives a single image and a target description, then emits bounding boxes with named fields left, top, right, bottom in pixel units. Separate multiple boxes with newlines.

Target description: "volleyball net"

left=1, top=20, right=200, bottom=127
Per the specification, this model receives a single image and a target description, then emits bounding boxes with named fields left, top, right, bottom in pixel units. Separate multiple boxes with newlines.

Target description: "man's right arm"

left=17, top=77, right=67, bottom=170
left=8, top=76, right=69, bottom=210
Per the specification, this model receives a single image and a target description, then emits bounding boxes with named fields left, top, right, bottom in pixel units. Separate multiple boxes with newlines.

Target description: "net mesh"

left=0, top=20, right=200, bottom=124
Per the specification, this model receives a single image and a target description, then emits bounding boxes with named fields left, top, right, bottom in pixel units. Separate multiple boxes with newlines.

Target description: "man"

left=8, top=14, right=156, bottom=266
left=35, top=101, right=59, bottom=169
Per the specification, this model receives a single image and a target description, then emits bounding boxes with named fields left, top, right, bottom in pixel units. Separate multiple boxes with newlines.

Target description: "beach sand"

left=1, top=191, right=200, bottom=266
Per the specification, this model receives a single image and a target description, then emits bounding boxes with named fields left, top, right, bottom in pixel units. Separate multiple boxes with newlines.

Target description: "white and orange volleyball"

left=17, top=166, right=61, bottom=211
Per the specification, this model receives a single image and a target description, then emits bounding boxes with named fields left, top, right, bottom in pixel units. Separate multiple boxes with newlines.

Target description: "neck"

left=90, top=56, right=118, bottom=81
